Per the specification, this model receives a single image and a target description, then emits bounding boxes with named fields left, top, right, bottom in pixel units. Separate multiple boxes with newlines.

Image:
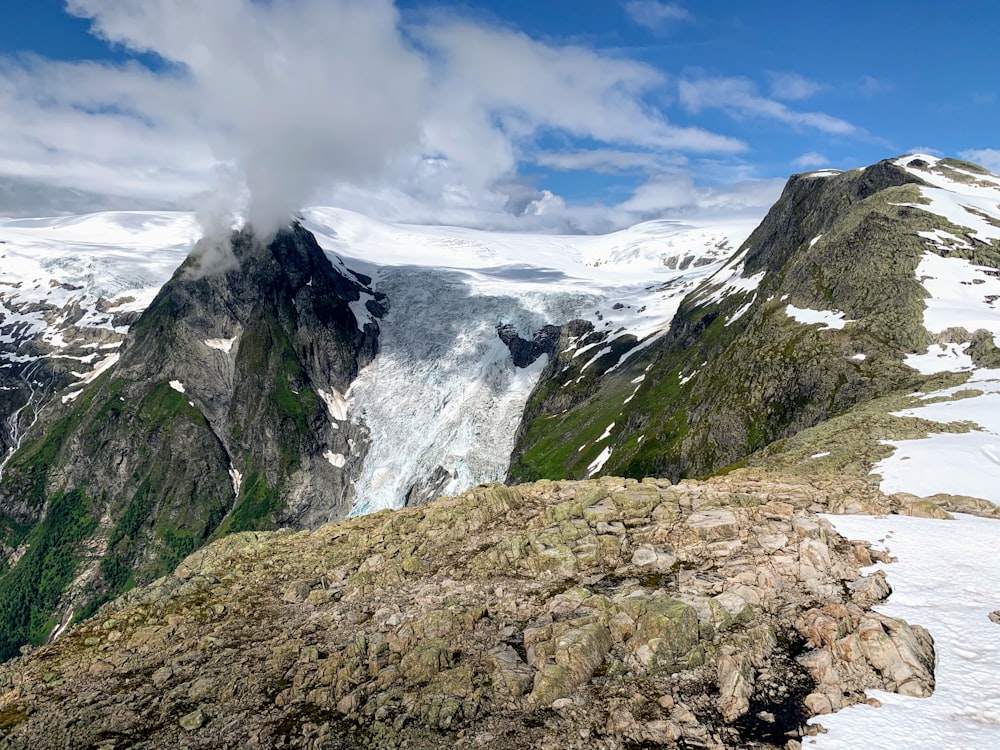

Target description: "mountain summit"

left=0, top=223, right=381, bottom=659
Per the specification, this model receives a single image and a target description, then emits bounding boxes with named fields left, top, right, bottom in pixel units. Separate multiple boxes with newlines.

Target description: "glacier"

left=342, top=266, right=595, bottom=515
left=302, top=206, right=749, bottom=513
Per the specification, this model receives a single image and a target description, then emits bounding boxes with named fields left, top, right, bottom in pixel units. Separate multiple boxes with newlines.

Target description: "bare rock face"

left=0, top=473, right=935, bottom=749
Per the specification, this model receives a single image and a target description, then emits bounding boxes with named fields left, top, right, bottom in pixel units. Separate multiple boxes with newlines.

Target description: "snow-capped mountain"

left=0, top=212, right=198, bottom=463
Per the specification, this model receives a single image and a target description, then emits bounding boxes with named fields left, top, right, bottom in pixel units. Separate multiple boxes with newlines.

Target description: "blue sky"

left=0, top=0, right=997, bottom=231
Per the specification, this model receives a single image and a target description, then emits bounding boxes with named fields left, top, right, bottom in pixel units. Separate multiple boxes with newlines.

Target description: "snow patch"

left=904, top=343, right=974, bottom=375
left=785, top=304, right=853, bottom=330
left=317, top=388, right=348, bottom=422
left=587, top=446, right=613, bottom=477
left=804, top=169, right=841, bottom=179
left=873, top=371, right=1000, bottom=502
left=697, top=263, right=766, bottom=307
left=228, top=468, right=243, bottom=496
left=205, top=337, right=238, bottom=353
left=63, top=352, right=120, bottom=401
left=597, top=423, right=615, bottom=442
left=349, top=292, right=376, bottom=332
left=897, top=187, right=1000, bottom=244
left=726, top=300, right=754, bottom=325
left=810, top=451, right=831, bottom=459
left=169, top=380, right=185, bottom=394
left=324, top=451, right=347, bottom=469
left=913, top=252, right=1000, bottom=342
left=814, top=513, right=1000, bottom=750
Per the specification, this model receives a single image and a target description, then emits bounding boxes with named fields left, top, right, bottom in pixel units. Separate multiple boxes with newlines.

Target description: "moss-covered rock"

left=0, top=476, right=939, bottom=749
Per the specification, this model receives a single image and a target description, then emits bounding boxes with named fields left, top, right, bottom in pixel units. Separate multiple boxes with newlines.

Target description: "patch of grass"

left=213, top=468, right=282, bottom=537
left=138, top=381, right=209, bottom=433
left=938, top=157, right=990, bottom=176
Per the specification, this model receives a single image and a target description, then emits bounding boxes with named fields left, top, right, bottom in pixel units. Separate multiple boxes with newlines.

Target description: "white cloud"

left=0, top=1, right=756, bottom=235
left=65, top=0, right=427, bottom=236
left=534, top=149, right=687, bottom=174
left=318, top=167, right=783, bottom=236
left=679, top=74, right=859, bottom=135
left=620, top=174, right=783, bottom=219
left=792, top=152, right=829, bottom=169
left=624, top=1, right=692, bottom=33
left=0, top=56, right=215, bottom=201
left=419, top=21, right=742, bottom=155
left=767, top=71, right=824, bottom=101
left=959, top=149, right=1000, bottom=174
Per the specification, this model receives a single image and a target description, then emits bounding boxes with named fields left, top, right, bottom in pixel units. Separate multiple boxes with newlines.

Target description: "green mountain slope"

left=509, top=157, right=1000, bottom=483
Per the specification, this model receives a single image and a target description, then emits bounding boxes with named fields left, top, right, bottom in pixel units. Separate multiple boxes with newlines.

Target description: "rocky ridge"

left=0, top=473, right=941, bottom=749
left=509, top=157, right=1000, bottom=485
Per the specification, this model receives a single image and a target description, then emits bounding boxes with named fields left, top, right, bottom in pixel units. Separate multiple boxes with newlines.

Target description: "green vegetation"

left=510, top=161, right=945, bottom=484
left=1, top=381, right=99, bottom=520
left=0, top=489, right=96, bottom=661
left=938, top=157, right=990, bottom=176
left=747, top=372, right=975, bottom=481
left=214, top=469, right=282, bottom=536
left=138, top=381, right=210, bottom=433
left=234, top=314, right=321, bottom=475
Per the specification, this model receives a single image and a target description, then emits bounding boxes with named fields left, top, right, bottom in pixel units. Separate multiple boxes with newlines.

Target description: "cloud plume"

left=66, top=0, right=427, bottom=237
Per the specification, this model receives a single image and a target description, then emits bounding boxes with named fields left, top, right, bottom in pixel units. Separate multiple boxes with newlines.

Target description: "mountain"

left=1, top=153, right=1000, bottom=747
left=0, top=222, right=380, bottom=659
left=0, top=212, right=196, bottom=461
left=509, top=155, right=1000, bottom=485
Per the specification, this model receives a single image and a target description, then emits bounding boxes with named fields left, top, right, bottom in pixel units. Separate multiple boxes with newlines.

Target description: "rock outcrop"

left=0, top=473, right=936, bottom=749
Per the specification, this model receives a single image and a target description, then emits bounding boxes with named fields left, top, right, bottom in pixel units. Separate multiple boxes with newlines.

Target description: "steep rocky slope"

left=509, top=157, right=1000, bottom=484
left=0, top=474, right=940, bottom=750
left=0, top=223, right=380, bottom=660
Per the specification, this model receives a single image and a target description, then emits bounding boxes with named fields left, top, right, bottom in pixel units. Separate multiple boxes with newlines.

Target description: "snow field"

left=813, top=513, right=1000, bottom=750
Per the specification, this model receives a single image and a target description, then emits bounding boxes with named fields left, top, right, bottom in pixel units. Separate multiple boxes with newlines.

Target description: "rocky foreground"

left=0, top=473, right=947, bottom=749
